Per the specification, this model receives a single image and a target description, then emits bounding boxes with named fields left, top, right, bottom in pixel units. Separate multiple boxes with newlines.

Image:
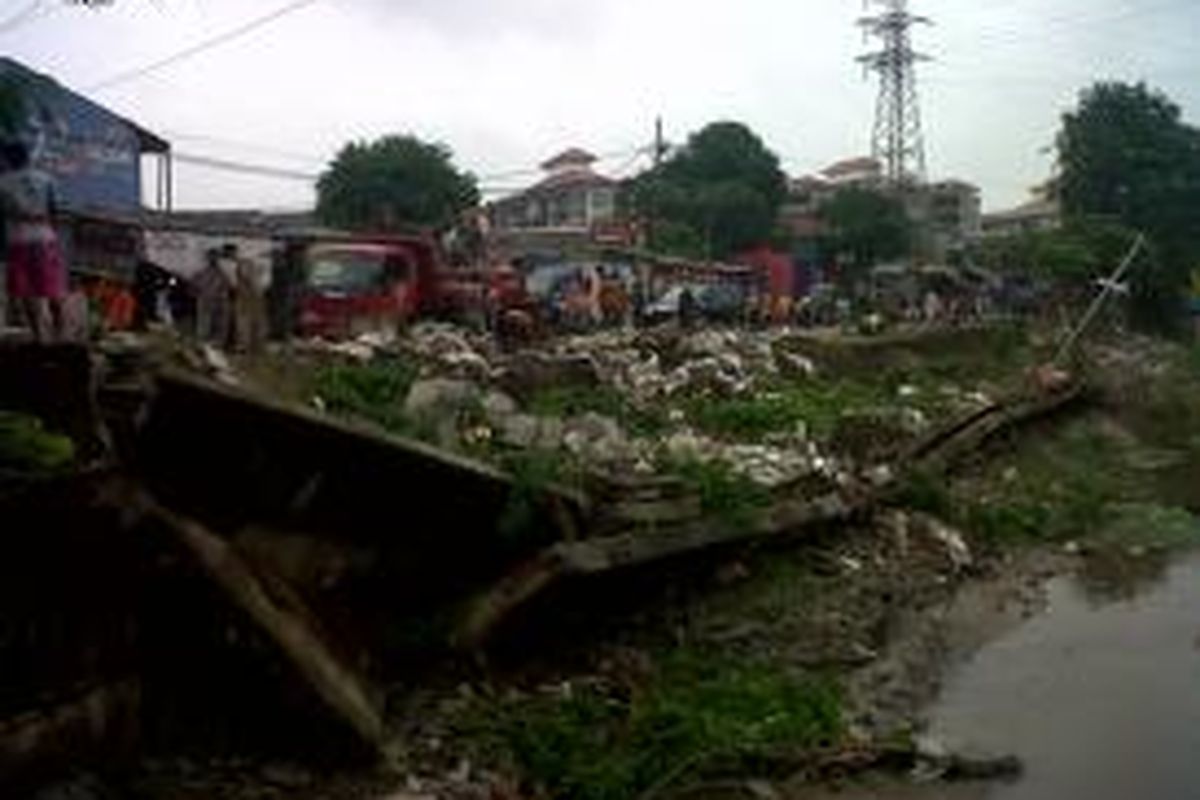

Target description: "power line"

left=164, top=130, right=329, bottom=166
left=85, top=0, right=322, bottom=92
left=173, top=151, right=320, bottom=182
left=0, top=0, right=43, bottom=34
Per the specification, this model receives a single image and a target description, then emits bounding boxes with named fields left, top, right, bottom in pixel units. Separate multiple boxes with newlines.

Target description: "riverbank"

left=15, top=326, right=1200, bottom=800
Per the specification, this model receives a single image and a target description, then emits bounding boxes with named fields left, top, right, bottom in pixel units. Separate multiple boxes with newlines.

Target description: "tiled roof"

left=822, top=156, right=881, bottom=179
left=541, top=148, right=598, bottom=170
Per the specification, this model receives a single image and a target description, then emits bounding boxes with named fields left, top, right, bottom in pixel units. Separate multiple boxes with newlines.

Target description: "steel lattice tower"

left=857, top=0, right=931, bottom=185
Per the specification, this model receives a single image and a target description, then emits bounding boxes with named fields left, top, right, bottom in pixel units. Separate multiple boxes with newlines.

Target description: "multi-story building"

left=491, top=148, right=618, bottom=233
left=781, top=156, right=981, bottom=266
left=908, top=179, right=983, bottom=261
left=981, top=197, right=1061, bottom=238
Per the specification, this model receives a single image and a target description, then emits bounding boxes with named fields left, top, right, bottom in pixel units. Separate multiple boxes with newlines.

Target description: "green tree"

left=631, top=121, right=786, bottom=259
left=316, top=135, right=479, bottom=231
left=974, top=220, right=1138, bottom=283
left=818, top=187, right=911, bottom=287
left=1057, top=82, right=1200, bottom=331
left=0, top=76, right=26, bottom=135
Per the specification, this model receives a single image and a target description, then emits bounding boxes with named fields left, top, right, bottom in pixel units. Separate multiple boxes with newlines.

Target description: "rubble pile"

left=386, top=326, right=846, bottom=489
left=285, top=323, right=1016, bottom=506
left=292, top=325, right=974, bottom=499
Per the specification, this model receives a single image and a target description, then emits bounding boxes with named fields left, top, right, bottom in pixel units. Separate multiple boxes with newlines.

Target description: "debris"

left=925, top=517, right=973, bottom=571
left=1029, top=363, right=1074, bottom=394
left=260, top=763, right=312, bottom=789
left=200, top=343, right=240, bottom=385
left=499, top=414, right=541, bottom=449
left=109, top=483, right=387, bottom=755
left=404, top=378, right=482, bottom=420
left=778, top=351, right=816, bottom=378
left=481, top=390, right=519, bottom=424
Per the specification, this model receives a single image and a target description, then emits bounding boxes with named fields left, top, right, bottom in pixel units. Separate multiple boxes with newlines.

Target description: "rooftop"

left=541, top=147, right=598, bottom=171
left=822, top=156, right=881, bottom=180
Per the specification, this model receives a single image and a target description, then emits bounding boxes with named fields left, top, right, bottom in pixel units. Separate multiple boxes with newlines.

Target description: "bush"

left=664, top=458, right=771, bottom=528
left=0, top=411, right=75, bottom=475
left=463, top=652, right=842, bottom=800
left=312, top=358, right=417, bottom=434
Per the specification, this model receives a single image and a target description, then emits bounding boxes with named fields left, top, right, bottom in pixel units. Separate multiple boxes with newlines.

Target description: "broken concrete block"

left=403, top=379, right=481, bottom=419
left=499, top=414, right=540, bottom=449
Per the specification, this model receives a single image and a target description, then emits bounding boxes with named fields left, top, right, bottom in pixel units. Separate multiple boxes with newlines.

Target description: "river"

left=926, top=550, right=1200, bottom=800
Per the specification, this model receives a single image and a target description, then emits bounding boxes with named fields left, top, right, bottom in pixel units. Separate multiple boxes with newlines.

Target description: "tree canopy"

left=818, top=187, right=911, bottom=284
left=631, top=122, right=787, bottom=259
left=973, top=219, right=1138, bottom=282
left=1057, top=82, right=1200, bottom=330
left=316, top=135, right=479, bottom=232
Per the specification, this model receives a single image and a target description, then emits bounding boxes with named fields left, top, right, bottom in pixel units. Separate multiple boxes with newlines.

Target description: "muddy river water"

left=926, top=550, right=1200, bottom=800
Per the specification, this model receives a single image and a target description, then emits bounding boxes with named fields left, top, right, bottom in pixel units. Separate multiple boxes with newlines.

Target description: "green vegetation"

left=909, top=411, right=1197, bottom=548
left=0, top=411, right=75, bottom=476
left=317, top=134, right=480, bottom=231
left=1092, top=503, right=1200, bottom=550
left=973, top=219, right=1139, bottom=283
left=527, top=385, right=669, bottom=437
left=496, top=449, right=582, bottom=546
left=664, top=457, right=771, bottom=528
left=686, top=380, right=888, bottom=442
left=629, top=121, right=788, bottom=259
left=1057, top=82, right=1200, bottom=332
left=312, top=358, right=418, bottom=435
left=819, top=187, right=912, bottom=288
left=956, top=420, right=1128, bottom=545
left=459, top=651, right=842, bottom=800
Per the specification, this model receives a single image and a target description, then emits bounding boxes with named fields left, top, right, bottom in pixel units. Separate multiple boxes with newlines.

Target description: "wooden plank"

left=118, top=485, right=387, bottom=756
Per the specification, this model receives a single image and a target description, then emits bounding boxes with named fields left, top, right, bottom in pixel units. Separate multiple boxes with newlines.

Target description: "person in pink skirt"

left=0, top=140, right=68, bottom=342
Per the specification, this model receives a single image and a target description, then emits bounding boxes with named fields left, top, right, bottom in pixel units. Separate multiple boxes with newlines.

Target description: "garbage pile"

left=268, top=323, right=1007, bottom=500
left=294, top=325, right=849, bottom=493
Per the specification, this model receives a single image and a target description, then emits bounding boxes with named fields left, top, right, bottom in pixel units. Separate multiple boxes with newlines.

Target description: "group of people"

left=189, top=243, right=268, bottom=353
left=0, top=135, right=267, bottom=351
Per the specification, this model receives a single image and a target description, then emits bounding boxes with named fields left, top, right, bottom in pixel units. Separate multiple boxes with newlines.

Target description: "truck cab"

left=297, top=242, right=419, bottom=339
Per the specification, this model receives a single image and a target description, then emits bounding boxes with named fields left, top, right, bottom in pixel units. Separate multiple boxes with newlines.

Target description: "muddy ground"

left=19, top=326, right=1200, bottom=800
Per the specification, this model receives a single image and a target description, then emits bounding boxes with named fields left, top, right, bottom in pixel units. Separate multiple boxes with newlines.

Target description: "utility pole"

left=653, top=116, right=666, bottom=170
left=646, top=116, right=668, bottom=252
left=857, top=0, right=931, bottom=186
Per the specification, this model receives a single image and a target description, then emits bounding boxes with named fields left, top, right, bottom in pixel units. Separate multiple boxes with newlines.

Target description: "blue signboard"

left=0, top=59, right=145, bottom=214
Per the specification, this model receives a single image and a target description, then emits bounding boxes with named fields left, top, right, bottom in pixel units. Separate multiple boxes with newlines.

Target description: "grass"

left=458, top=651, right=842, bottom=800
left=0, top=411, right=75, bottom=476
left=949, top=420, right=1127, bottom=545
left=902, top=410, right=1198, bottom=548
left=686, top=380, right=887, bottom=443
left=312, top=358, right=419, bottom=436
left=495, top=448, right=583, bottom=547
left=527, top=385, right=669, bottom=437
left=662, top=457, right=772, bottom=528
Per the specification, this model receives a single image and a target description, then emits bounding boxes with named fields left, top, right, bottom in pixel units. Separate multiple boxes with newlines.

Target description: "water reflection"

left=926, top=551, right=1200, bottom=800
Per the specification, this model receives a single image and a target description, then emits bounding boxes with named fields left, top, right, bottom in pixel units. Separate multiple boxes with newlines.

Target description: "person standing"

left=0, top=141, right=68, bottom=342
left=230, top=246, right=267, bottom=354
left=194, top=247, right=233, bottom=346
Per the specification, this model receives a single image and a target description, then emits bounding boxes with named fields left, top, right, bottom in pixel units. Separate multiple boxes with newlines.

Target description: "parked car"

left=644, top=283, right=746, bottom=324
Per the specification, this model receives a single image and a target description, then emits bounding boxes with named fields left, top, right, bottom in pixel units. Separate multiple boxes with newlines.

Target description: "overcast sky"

left=4, top=0, right=1197, bottom=211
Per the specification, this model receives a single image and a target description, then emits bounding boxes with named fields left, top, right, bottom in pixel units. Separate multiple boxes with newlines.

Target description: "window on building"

left=590, top=187, right=615, bottom=221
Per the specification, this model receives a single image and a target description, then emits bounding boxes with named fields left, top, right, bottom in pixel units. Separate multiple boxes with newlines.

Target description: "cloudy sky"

left=4, top=0, right=1197, bottom=211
